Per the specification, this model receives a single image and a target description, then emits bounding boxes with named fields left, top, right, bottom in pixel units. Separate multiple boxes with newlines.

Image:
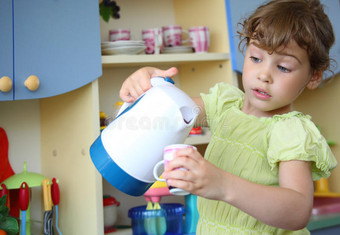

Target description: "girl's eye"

left=250, top=56, right=261, bottom=63
left=277, top=65, right=291, bottom=73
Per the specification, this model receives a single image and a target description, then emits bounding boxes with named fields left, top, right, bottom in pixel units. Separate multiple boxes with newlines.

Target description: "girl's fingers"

left=164, top=168, right=195, bottom=188
left=151, top=67, right=178, bottom=78
left=175, top=147, right=201, bottom=162
left=165, top=157, right=192, bottom=172
left=120, top=92, right=134, bottom=103
left=132, top=82, right=146, bottom=98
left=120, top=67, right=178, bottom=102
left=165, top=152, right=201, bottom=178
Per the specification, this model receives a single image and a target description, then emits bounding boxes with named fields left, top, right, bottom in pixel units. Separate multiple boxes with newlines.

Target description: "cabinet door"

left=13, top=0, right=102, bottom=100
left=0, top=0, right=14, bottom=100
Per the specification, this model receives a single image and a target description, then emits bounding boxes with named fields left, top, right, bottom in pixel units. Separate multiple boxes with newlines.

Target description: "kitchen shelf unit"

left=97, top=0, right=234, bottom=228
left=184, top=128, right=211, bottom=145
left=102, top=52, right=230, bottom=67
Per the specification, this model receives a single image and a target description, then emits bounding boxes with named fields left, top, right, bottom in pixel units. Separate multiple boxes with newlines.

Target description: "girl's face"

left=241, top=40, right=319, bottom=117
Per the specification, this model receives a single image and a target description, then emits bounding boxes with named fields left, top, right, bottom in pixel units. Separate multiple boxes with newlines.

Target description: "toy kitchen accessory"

left=153, top=144, right=197, bottom=196
left=1, top=162, right=50, bottom=235
left=90, top=76, right=198, bottom=196
left=103, top=195, right=120, bottom=233
left=142, top=28, right=163, bottom=54
left=189, top=26, right=210, bottom=53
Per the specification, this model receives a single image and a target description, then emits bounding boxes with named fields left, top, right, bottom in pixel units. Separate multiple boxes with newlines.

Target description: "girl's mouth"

left=253, top=88, right=271, bottom=99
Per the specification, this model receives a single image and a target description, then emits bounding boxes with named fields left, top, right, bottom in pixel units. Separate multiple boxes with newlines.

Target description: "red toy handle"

left=0, top=184, right=7, bottom=198
left=19, top=182, right=29, bottom=211
left=0, top=184, right=9, bottom=207
left=51, top=178, right=60, bottom=205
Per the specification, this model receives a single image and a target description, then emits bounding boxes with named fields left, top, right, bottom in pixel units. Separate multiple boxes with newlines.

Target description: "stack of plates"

left=101, top=40, right=146, bottom=55
left=161, top=46, right=194, bottom=54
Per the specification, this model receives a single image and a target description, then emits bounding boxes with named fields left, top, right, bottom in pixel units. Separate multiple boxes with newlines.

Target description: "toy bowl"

left=128, top=203, right=184, bottom=235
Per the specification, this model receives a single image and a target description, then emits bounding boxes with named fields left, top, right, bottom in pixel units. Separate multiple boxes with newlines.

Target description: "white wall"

left=100, top=0, right=175, bottom=42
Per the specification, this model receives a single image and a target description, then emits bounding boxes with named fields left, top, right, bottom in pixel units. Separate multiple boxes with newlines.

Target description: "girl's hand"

left=163, top=147, right=227, bottom=201
left=120, top=67, right=178, bottom=103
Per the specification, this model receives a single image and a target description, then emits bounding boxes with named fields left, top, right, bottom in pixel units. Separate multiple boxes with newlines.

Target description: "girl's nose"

left=257, top=69, right=273, bottom=83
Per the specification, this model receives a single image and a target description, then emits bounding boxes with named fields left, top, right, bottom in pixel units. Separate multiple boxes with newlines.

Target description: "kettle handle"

left=116, top=102, right=133, bottom=117
left=150, top=76, right=175, bottom=86
left=116, top=76, right=175, bottom=117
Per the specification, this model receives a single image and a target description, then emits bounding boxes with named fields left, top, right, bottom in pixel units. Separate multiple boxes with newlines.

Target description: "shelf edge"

left=102, top=52, right=230, bottom=67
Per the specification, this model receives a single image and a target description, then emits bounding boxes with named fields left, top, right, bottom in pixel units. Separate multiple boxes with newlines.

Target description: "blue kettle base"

left=90, top=136, right=153, bottom=196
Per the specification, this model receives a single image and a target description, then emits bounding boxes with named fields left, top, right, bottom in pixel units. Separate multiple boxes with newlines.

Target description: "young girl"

left=120, top=0, right=337, bottom=234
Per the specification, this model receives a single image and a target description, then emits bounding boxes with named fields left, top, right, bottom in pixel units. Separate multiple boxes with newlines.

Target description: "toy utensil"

left=154, top=202, right=167, bottom=235
left=42, top=179, right=53, bottom=235
left=52, top=178, right=62, bottom=235
left=0, top=184, right=10, bottom=208
left=314, top=177, right=340, bottom=197
left=184, top=194, right=199, bottom=234
left=19, top=182, right=29, bottom=235
left=144, top=202, right=167, bottom=235
left=144, top=202, right=157, bottom=235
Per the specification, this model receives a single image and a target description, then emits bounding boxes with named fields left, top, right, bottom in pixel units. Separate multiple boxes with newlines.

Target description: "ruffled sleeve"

left=267, top=116, right=337, bottom=181
left=200, top=83, right=244, bottom=132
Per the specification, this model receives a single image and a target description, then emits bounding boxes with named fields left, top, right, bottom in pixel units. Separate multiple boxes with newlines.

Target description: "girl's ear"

left=306, top=70, right=323, bottom=90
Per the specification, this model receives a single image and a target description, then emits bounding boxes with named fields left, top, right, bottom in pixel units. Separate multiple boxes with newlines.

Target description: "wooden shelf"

left=184, top=127, right=211, bottom=145
left=101, top=52, right=230, bottom=67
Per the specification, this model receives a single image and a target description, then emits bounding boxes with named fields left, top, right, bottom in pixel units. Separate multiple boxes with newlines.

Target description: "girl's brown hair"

left=238, top=0, right=335, bottom=74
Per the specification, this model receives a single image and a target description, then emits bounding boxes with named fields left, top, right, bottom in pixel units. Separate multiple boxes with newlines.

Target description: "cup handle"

left=154, top=29, right=162, bottom=54
left=182, top=30, right=190, bottom=44
left=153, top=160, right=166, bottom=182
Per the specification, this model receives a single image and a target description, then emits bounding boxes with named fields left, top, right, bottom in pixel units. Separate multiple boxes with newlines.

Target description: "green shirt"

left=197, top=83, right=337, bottom=235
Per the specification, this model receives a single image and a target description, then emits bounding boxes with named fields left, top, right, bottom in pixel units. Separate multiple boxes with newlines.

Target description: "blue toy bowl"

left=128, top=203, right=185, bottom=235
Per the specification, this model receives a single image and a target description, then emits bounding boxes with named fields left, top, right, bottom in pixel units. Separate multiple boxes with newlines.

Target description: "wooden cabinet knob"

left=0, top=76, right=13, bottom=92
left=24, top=75, right=40, bottom=91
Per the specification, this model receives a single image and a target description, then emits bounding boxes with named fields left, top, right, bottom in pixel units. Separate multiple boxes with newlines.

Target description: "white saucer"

left=102, top=45, right=146, bottom=55
left=101, top=40, right=145, bottom=49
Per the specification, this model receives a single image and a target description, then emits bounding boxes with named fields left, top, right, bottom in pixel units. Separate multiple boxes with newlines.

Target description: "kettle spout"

left=180, top=106, right=197, bottom=125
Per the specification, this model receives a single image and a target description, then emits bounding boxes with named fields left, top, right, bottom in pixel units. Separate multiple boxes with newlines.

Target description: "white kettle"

left=90, top=77, right=198, bottom=196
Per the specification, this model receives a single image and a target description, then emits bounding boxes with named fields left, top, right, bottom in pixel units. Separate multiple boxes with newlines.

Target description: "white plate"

left=102, top=45, right=146, bottom=55
left=101, top=40, right=145, bottom=49
left=161, top=46, right=194, bottom=54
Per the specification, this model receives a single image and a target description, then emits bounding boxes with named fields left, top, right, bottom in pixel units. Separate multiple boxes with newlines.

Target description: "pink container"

left=162, top=25, right=189, bottom=47
left=142, top=28, right=163, bottom=54
left=109, top=29, right=130, bottom=41
left=189, top=26, right=210, bottom=53
left=312, top=197, right=340, bottom=215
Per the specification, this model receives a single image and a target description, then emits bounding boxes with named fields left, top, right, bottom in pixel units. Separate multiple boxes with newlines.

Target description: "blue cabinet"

left=0, top=0, right=102, bottom=100
left=0, top=1, right=14, bottom=100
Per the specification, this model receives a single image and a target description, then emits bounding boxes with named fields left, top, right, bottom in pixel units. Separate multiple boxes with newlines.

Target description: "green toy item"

left=1, top=162, right=48, bottom=189
left=1, top=162, right=49, bottom=235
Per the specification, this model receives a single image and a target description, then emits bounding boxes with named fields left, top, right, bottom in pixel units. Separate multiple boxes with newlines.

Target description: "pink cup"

left=142, top=28, right=163, bottom=54
left=162, top=25, right=189, bottom=47
left=109, top=29, right=130, bottom=41
left=189, top=26, right=210, bottom=53
left=153, top=144, right=197, bottom=196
